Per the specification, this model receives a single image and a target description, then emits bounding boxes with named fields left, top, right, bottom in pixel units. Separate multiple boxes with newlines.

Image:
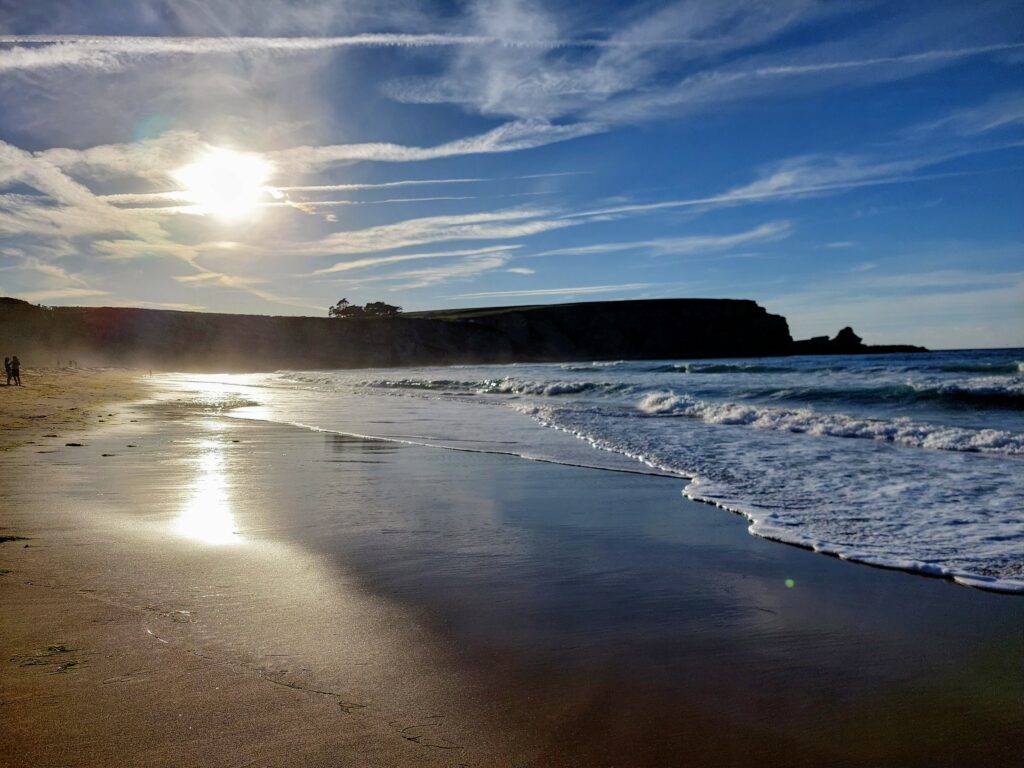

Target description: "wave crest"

left=637, top=391, right=1024, bottom=455
left=361, top=377, right=634, bottom=397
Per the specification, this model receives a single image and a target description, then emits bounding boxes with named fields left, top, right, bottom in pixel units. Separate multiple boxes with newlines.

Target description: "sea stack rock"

left=832, top=327, right=864, bottom=352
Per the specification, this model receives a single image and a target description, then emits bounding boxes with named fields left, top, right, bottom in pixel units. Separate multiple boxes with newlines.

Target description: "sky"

left=0, top=0, right=1021, bottom=347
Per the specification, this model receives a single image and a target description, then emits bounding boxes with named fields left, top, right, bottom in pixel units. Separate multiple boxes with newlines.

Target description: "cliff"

left=0, top=296, right=921, bottom=371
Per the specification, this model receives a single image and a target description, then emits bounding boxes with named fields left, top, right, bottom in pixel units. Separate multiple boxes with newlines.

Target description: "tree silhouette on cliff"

left=329, top=299, right=402, bottom=318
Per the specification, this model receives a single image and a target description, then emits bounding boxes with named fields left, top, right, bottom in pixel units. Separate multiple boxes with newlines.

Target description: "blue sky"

left=0, top=0, right=1021, bottom=347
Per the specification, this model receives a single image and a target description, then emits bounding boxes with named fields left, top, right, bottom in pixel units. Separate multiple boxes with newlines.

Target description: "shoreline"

left=237, top=413, right=1024, bottom=594
left=2, top=376, right=1022, bottom=766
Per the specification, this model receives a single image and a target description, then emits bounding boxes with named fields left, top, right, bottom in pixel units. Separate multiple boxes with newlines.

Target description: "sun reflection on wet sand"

left=175, top=438, right=241, bottom=545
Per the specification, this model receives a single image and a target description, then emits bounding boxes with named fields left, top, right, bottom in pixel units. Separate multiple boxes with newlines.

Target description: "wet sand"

left=1, top=386, right=1022, bottom=767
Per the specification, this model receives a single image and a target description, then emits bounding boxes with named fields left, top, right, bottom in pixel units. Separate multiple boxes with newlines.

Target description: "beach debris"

left=43, top=434, right=58, bottom=438
left=65, top=442, right=84, bottom=447
left=11, top=643, right=78, bottom=672
left=0, top=535, right=27, bottom=544
left=395, top=719, right=458, bottom=750
left=101, top=453, right=115, bottom=457
left=126, top=444, right=138, bottom=448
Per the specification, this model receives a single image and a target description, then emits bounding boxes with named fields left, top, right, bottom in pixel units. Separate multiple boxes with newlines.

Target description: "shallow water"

left=159, top=347, right=1024, bottom=592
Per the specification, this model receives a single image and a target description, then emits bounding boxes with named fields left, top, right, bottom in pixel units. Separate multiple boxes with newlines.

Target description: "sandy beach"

left=1, top=374, right=1022, bottom=767
left=0, top=367, right=148, bottom=452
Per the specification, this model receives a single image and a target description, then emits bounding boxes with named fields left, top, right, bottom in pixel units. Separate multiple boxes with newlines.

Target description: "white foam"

left=636, top=391, right=1024, bottom=455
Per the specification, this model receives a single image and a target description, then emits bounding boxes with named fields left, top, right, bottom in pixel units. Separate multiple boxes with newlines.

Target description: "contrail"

left=0, top=34, right=689, bottom=72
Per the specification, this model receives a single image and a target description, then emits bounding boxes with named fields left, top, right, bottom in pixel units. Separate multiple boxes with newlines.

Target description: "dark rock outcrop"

left=791, top=326, right=926, bottom=355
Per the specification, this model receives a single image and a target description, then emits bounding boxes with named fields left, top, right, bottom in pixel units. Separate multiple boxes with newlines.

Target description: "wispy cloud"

left=372, top=0, right=1023, bottom=127
left=336, top=254, right=516, bottom=290
left=447, top=283, right=653, bottom=300
left=384, top=0, right=832, bottom=120
left=529, top=221, right=791, bottom=259
left=0, top=254, right=89, bottom=286
left=912, top=90, right=1024, bottom=136
left=267, top=120, right=605, bottom=175
left=284, top=207, right=578, bottom=257
left=13, top=287, right=110, bottom=302
left=313, top=245, right=521, bottom=275
left=173, top=270, right=317, bottom=310
left=597, top=43, right=1024, bottom=122
left=0, top=32, right=673, bottom=73
left=32, top=121, right=601, bottom=183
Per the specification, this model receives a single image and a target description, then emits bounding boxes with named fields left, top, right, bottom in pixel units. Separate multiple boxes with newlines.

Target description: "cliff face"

left=0, top=297, right=794, bottom=371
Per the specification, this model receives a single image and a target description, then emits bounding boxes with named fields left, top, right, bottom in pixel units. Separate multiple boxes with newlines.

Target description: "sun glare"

left=174, top=438, right=241, bottom=546
left=171, top=147, right=273, bottom=221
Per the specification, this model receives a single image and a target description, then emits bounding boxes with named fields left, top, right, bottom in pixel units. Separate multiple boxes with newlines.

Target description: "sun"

left=171, top=147, right=274, bottom=221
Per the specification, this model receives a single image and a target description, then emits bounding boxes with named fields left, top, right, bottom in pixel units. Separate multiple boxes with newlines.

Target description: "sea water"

left=169, top=348, right=1024, bottom=592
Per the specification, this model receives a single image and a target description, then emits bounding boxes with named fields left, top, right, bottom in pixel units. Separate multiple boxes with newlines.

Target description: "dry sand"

left=0, top=367, right=148, bottom=452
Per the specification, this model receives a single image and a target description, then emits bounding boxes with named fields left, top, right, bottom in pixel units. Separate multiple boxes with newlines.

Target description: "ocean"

left=170, top=347, right=1024, bottom=593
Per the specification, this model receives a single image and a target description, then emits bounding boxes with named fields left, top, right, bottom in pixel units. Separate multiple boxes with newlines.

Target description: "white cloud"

left=913, top=90, right=1024, bottom=136
left=173, top=269, right=318, bottom=310
left=0, top=255, right=88, bottom=285
left=267, top=120, right=605, bottom=175
left=384, top=0, right=829, bottom=120
left=530, top=221, right=792, bottom=258
left=313, top=245, right=520, bottom=275
left=351, top=254, right=514, bottom=290
left=283, top=207, right=577, bottom=257
left=28, top=121, right=601, bottom=184
left=592, top=42, right=1024, bottom=123
left=13, top=287, right=110, bottom=302
left=447, top=282, right=653, bottom=299
left=0, top=32, right=644, bottom=73
left=279, top=177, right=486, bottom=193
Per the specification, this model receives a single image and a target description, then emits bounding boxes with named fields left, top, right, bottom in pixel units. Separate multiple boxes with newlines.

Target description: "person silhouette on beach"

left=10, top=356, right=21, bottom=386
left=3, top=357, right=10, bottom=386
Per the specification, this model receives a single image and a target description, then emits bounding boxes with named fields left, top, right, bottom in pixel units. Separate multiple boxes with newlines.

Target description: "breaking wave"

left=648, top=362, right=804, bottom=374
left=636, top=391, right=1024, bottom=455
left=360, top=377, right=635, bottom=397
